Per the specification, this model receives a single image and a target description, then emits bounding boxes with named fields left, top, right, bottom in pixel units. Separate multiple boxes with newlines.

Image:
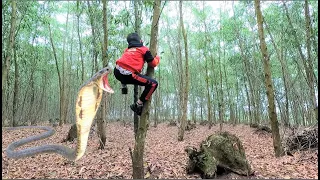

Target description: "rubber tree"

left=254, top=0, right=284, bottom=157
left=133, top=0, right=143, bottom=138
left=177, top=0, right=189, bottom=141
left=2, top=0, right=17, bottom=126
left=132, top=0, right=161, bottom=178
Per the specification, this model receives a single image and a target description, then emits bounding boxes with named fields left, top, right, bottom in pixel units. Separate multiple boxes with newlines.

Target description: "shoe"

left=130, top=103, right=143, bottom=116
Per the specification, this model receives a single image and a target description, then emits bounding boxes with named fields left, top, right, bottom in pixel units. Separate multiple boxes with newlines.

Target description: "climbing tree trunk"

left=133, top=0, right=142, bottom=138
left=132, top=0, right=161, bottom=178
left=178, top=0, right=189, bottom=141
left=254, top=0, right=284, bottom=157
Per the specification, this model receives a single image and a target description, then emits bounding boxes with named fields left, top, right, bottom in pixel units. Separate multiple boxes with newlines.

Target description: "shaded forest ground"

left=2, top=122, right=318, bottom=179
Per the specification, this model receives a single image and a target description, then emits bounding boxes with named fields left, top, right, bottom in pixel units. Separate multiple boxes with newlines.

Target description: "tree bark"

left=202, top=6, right=212, bottom=129
left=61, top=6, right=69, bottom=124
left=12, top=43, right=18, bottom=127
left=178, top=0, right=189, bottom=141
left=96, top=0, right=109, bottom=149
left=132, top=0, right=161, bottom=178
left=133, top=0, right=142, bottom=137
left=2, top=0, right=17, bottom=125
left=304, top=0, right=317, bottom=121
left=76, top=0, right=85, bottom=83
left=254, top=0, right=284, bottom=157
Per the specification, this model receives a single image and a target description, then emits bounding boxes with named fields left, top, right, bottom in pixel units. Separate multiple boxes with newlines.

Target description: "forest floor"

left=2, top=122, right=318, bottom=179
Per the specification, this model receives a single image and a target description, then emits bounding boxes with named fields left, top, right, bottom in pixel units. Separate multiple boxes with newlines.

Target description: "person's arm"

left=144, top=50, right=160, bottom=67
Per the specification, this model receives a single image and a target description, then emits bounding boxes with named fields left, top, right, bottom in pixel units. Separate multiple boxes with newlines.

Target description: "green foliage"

left=1, top=0, right=318, bottom=126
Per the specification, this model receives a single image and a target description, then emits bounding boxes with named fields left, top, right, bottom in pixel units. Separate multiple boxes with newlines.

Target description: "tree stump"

left=185, top=131, right=253, bottom=179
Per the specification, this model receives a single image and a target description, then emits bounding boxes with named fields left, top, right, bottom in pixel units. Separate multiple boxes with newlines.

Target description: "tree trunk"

left=62, top=6, right=69, bottom=125
left=283, top=1, right=316, bottom=122
left=132, top=0, right=161, bottom=178
left=264, top=18, right=290, bottom=126
left=2, top=0, right=17, bottom=125
left=96, top=0, right=109, bottom=149
left=202, top=9, right=212, bottom=129
left=48, top=22, right=65, bottom=126
left=133, top=0, right=142, bottom=138
left=12, top=43, right=18, bottom=127
left=254, top=0, right=284, bottom=157
left=304, top=0, right=317, bottom=121
left=76, top=0, right=85, bottom=83
left=218, top=9, right=224, bottom=131
left=178, top=0, right=189, bottom=141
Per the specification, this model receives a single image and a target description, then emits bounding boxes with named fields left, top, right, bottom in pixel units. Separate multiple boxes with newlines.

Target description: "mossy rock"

left=185, top=131, right=253, bottom=179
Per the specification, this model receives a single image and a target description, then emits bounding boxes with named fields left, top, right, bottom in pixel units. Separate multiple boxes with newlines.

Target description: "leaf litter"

left=2, top=122, right=318, bottom=179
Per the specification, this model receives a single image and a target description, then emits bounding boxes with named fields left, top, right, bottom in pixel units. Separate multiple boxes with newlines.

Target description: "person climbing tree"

left=113, top=32, right=160, bottom=115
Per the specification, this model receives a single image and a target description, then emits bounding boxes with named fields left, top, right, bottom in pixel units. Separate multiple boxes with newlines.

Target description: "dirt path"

left=2, top=122, right=318, bottom=179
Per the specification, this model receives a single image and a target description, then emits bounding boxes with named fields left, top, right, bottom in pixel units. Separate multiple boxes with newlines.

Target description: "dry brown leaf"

left=2, top=123, right=318, bottom=179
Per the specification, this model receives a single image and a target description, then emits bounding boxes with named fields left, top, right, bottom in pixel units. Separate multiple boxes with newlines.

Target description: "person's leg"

left=114, top=69, right=158, bottom=115
left=131, top=73, right=158, bottom=103
left=129, top=73, right=158, bottom=115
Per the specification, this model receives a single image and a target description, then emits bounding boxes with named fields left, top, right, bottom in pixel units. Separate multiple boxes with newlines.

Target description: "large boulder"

left=185, top=131, right=253, bottom=178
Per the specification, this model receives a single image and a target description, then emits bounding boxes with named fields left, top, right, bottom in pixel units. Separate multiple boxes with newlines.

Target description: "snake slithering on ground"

left=5, top=66, right=114, bottom=161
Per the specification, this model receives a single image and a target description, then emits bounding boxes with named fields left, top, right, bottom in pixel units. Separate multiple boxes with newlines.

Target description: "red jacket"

left=116, top=46, right=160, bottom=73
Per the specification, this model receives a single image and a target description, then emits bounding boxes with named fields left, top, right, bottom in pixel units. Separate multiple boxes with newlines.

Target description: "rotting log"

left=185, top=131, right=253, bottom=179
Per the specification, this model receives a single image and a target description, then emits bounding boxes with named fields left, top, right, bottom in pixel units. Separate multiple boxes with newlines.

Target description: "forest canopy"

left=2, top=0, right=318, bottom=127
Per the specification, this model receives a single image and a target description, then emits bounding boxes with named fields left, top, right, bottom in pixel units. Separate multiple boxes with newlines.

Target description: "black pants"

left=114, top=68, right=158, bottom=103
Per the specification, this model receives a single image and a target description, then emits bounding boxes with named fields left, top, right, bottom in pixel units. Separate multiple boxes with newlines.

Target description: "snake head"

left=98, top=66, right=114, bottom=94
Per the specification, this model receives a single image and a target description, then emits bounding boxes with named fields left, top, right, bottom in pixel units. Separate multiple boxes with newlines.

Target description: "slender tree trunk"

left=264, top=19, right=290, bottom=126
left=48, top=22, right=65, bottom=126
left=304, top=0, right=317, bottom=121
left=76, top=0, right=85, bottom=83
left=87, top=0, right=98, bottom=77
left=2, top=0, right=17, bottom=125
left=132, top=0, right=161, bottom=178
left=133, top=0, right=142, bottom=137
left=62, top=6, right=69, bottom=125
left=254, top=0, right=284, bottom=157
left=12, top=44, right=18, bottom=127
left=96, top=0, right=109, bottom=149
left=176, top=14, right=183, bottom=124
left=178, top=0, right=189, bottom=141
left=202, top=10, right=212, bottom=129
left=283, top=1, right=316, bottom=122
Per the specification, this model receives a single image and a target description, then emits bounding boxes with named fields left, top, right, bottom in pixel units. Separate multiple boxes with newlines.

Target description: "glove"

left=148, top=55, right=160, bottom=67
